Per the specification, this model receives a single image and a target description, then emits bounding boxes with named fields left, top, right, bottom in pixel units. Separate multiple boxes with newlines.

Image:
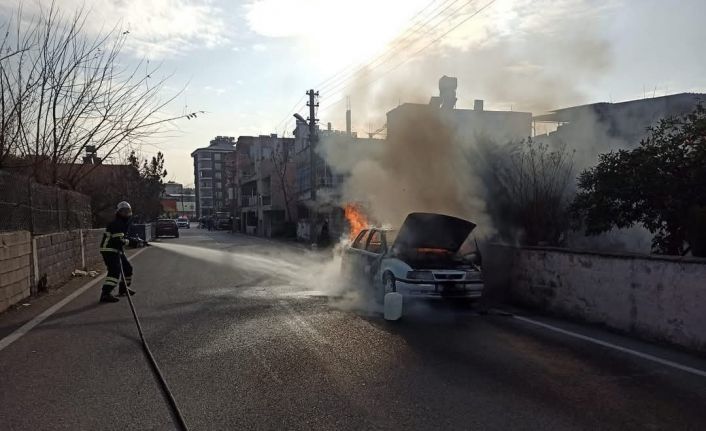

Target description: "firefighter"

left=99, top=201, right=139, bottom=303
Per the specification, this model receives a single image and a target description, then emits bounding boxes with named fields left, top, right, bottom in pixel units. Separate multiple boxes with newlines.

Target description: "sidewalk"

left=0, top=248, right=140, bottom=341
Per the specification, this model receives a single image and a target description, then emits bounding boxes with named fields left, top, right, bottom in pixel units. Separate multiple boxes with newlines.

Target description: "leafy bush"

left=571, top=104, right=706, bottom=255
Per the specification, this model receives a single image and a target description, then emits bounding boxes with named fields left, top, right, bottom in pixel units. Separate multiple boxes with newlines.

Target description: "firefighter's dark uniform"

left=100, top=216, right=133, bottom=295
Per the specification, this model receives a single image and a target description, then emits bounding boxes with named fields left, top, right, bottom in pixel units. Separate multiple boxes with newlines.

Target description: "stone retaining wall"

left=33, top=229, right=104, bottom=291
left=0, top=231, right=32, bottom=313
left=506, top=245, right=706, bottom=353
left=0, top=229, right=105, bottom=311
left=82, top=229, right=104, bottom=268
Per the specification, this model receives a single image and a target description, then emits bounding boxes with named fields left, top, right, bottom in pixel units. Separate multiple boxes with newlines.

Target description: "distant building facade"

left=533, top=93, right=706, bottom=168
left=386, top=100, right=532, bottom=146
left=161, top=181, right=196, bottom=219
left=164, top=181, right=183, bottom=195
left=230, top=134, right=296, bottom=237
left=292, top=121, right=382, bottom=242
left=190, top=136, right=236, bottom=218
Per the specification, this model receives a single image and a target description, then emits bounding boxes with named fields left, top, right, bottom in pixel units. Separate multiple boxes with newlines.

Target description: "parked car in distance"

left=341, top=212, right=483, bottom=305
left=216, top=216, right=232, bottom=230
left=176, top=217, right=190, bottom=229
left=155, top=219, right=179, bottom=238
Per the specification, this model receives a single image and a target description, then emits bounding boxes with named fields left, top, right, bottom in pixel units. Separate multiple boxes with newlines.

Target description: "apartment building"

left=190, top=136, right=236, bottom=218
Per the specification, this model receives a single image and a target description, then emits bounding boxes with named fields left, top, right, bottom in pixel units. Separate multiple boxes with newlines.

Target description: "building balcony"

left=239, top=171, right=257, bottom=181
left=238, top=195, right=274, bottom=210
left=241, top=195, right=258, bottom=207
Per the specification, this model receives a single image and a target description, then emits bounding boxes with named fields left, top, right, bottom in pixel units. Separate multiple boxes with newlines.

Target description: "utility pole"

left=306, top=89, right=319, bottom=202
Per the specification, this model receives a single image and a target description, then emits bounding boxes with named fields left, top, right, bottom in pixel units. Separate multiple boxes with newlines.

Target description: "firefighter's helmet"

left=116, top=201, right=132, bottom=213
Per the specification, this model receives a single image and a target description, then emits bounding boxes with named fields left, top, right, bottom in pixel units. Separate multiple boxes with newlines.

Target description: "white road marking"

left=513, top=314, right=706, bottom=378
left=0, top=248, right=148, bottom=352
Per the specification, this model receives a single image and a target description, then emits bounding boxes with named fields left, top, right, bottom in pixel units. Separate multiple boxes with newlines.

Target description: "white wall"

left=508, top=247, right=706, bottom=353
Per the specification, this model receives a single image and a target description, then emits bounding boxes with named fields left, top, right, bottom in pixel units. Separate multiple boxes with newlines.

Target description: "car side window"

left=352, top=230, right=369, bottom=249
left=366, top=230, right=383, bottom=254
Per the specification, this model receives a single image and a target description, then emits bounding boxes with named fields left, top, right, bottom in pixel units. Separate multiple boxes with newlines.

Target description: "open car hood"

left=392, top=212, right=476, bottom=253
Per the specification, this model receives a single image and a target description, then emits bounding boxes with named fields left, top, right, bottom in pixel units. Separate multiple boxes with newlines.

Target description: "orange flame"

left=344, top=203, right=370, bottom=241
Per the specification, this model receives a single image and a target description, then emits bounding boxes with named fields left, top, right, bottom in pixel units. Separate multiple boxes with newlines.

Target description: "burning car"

left=341, top=212, right=483, bottom=303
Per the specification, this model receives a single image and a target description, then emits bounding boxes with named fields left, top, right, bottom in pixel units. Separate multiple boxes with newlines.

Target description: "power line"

left=271, top=0, right=452, bottom=132
left=272, top=95, right=306, bottom=134
left=314, top=0, right=443, bottom=91
left=318, top=0, right=471, bottom=96
left=320, top=0, right=498, bottom=117
left=319, top=0, right=483, bottom=99
left=272, top=0, right=496, bottom=133
left=277, top=101, right=309, bottom=137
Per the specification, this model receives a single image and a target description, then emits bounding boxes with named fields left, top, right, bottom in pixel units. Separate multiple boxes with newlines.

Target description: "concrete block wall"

left=0, top=229, right=106, bottom=313
left=0, top=231, right=32, bottom=313
left=82, top=228, right=104, bottom=268
left=34, top=228, right=105, bottom=290
left=509, top=246, right=706, bottom=353
left=35, top=231, right=83, bottom=289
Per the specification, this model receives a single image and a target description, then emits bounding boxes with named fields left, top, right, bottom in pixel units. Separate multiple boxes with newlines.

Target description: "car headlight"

left=465, top=270, right=482, bottom=281
left=407, top=270, right=434, bottom=281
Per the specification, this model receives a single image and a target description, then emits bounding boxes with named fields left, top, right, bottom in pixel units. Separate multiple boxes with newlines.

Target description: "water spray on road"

left=149, top=241, right=381, bottom=313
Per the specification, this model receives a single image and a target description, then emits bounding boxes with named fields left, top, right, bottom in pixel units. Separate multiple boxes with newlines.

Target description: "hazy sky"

left=1, top=0, right=704, bottom=185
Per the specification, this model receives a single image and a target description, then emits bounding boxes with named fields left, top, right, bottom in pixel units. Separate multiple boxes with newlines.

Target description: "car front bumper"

left=394, top=278, right=484, bottom=299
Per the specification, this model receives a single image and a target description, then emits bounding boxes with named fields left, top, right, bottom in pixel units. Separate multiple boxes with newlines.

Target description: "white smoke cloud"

left=313, top=0, right=620, bottom=243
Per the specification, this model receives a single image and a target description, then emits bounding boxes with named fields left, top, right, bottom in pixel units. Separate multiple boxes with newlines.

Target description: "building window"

left=200, top=180, right=212, bottom=188
left=199, top=153, right=212, bottom=160
left=201, top=198, right=213, bottom=207
left=198, top=160, right=211, bottom=169
left=215, top=182, right=222, bottom=189
left=214, top=171, right=222, bottom=180
left=201, top=189, right=213, bottom=197
left=215, top=192, right=222, bottom=199
left=262, top=147, right=272, bottom=160
left=214, top=153, right=222, bottom=161
left=200, top=170, right=212, bottom=178
left=214, top=162, right=222, bottom=171
left=297, top=165, right=310, bottom=193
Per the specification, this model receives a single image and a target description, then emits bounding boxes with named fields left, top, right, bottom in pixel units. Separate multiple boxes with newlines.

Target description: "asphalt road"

left=2, top=228, right=706, bottom=430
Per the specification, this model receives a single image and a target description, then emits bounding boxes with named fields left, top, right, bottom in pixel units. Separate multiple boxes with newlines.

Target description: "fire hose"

left=119, top=253, right=190, bottom=431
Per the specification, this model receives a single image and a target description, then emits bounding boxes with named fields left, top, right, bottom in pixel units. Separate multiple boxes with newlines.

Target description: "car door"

left=360, top=230, right=385, bottom=282
left=342, top=229, right=370, bottom=279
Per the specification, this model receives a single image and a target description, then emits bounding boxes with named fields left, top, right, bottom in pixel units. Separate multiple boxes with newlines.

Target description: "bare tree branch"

left=0, top=2, right=196, bottom=189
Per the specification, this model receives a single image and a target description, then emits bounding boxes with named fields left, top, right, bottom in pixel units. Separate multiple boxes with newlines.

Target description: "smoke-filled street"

left=1, top=228, right=706, bottom=430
